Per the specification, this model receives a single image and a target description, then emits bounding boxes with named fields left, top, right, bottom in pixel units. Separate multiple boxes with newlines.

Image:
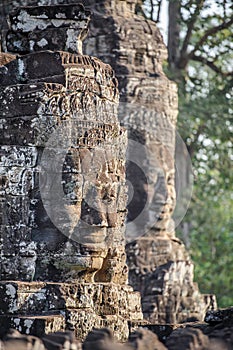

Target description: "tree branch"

left=149, top=0, right=154, bottom=20
left=156, top=0, right=163, bottom=23
left=223, top=0, right=227, bottom=20
left=191, top=54, right=233, bottom=76
left=190, top=17, right=233, bottom=56
left=168, top=0, right=181, bottom=69
left=180, top=0, right=204, bottom=57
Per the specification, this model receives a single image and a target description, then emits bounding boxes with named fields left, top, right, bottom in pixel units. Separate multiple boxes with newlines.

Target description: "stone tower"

left=0, top=3, right=142, bottom=340
left=81, top=0, right=216, bottom=323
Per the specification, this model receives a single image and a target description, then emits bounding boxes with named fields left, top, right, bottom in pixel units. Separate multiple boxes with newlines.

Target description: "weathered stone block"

left=6, top=4, right=90, bottom=54
left=0, top=281, right=142, bottom=341
left=0, top=314, right=65, bottom=339
left=0, top=281, right=142, bottom=316
left=0, top=53, right=119, bottom=103
left=0, top=146, right=38, bottom=167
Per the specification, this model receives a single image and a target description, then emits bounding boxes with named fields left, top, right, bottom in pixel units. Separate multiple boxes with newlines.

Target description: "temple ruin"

left=0, top=0, right=217, bottom=344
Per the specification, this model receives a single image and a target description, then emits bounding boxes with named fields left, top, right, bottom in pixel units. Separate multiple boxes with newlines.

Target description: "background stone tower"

left=81, top=0, right=216, bottom=324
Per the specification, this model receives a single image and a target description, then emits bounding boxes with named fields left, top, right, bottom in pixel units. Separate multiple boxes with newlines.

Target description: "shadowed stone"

left=6, top=4, right=90, bottom=54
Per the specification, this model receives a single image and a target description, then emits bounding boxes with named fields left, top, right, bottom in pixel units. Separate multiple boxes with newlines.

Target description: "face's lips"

left=54, top=254, right=106, bottom=271
left=69, top=225, right=107, bottom=245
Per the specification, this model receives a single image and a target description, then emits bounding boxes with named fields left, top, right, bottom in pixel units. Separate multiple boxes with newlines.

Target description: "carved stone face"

left=36, top=118, right=126, bottom=281
left=0, top=2, right=128, bottom=283
left=0, top=48, right=127, bottom=283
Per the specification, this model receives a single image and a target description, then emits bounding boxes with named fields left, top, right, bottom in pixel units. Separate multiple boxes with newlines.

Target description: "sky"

left=157, top=0, right=168, bottom=44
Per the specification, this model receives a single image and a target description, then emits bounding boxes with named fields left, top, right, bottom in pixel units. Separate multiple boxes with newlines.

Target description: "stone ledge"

left=0, top=281, right=141, bottom=316
left=0, top=281, right=143, bottom=341
left=0, top=314, right=65, bottom=339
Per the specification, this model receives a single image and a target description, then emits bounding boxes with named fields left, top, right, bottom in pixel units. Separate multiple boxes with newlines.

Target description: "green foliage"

left=178, top=72, right=233, bottom=180
left=177, top=73, right=233, bottom=307
left=177, top=189, right=233, bottom=307
left=176, top=12, right=233, bottom=306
